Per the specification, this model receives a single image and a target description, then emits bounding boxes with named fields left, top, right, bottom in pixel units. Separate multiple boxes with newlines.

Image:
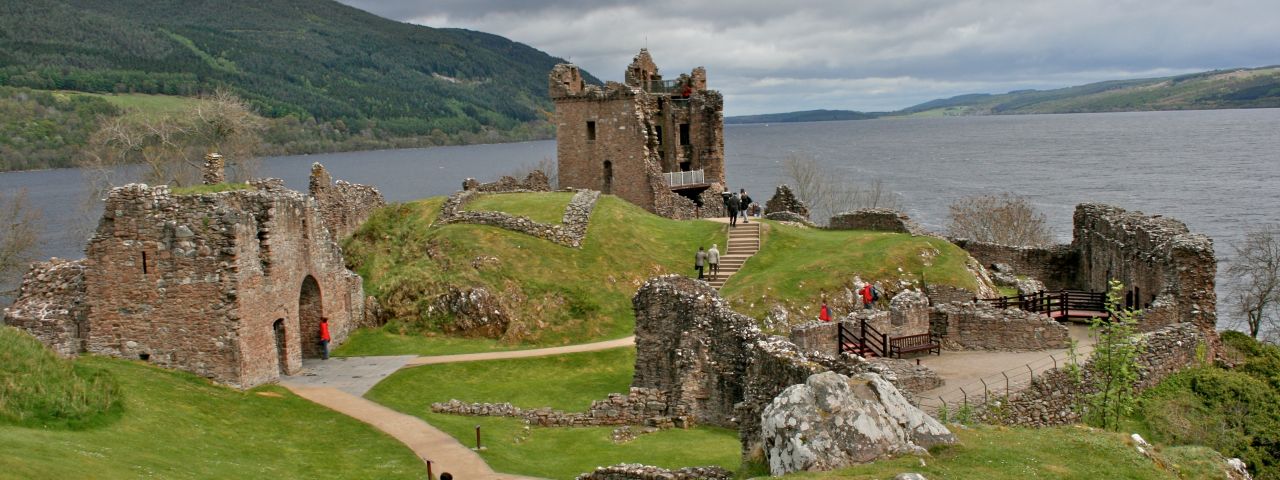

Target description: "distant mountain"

left=900, top=66, right=1280, bottom=116
left=724, top=109, right=881, bottom=124
left=0, top=0, right=600, bottom=137
left=728, top=66, right=1280, bottom=125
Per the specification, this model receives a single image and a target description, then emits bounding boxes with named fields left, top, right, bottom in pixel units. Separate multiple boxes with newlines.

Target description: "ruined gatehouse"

left=4, top=162, right=384, bottom=388
left=550, top=49, right=726, bottom=219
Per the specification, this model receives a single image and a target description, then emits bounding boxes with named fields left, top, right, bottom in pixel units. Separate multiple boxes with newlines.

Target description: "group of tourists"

left=723, top=188, right=756, bottom=227
left=816, top=277, right=884, bottom=322
left=695, top=244, right=720, bottom=280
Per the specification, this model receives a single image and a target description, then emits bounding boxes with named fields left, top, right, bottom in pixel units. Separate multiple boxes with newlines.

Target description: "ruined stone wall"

left=2, top=259, right=88, bottom=356
left=461, top=171, right=551, bottom=193
left=950, top=239, right=1079, bottom=290
left=827, top=209, right=927, bottom=235
left=439, top=189, right=600, bottom=248
left=80, top=183, right=363, bottom=388
left=554, top=89, right=655, bottom=211
left=923, top=285, right=974, bottom=306
left=576, top=465, right=733, bottom=480
left=788, top=320, right=842, bottom=358
left=1072, top=204, right=1217, bottom=344
left=977, top=322, right=1202, bottom=427
left=432, top=387, right=690, bottom=428
left=308, top=163, right=385, bottom=240
left=763, top=185, right=809, bottom=219
left=929, top=302, right=1070, bottom=351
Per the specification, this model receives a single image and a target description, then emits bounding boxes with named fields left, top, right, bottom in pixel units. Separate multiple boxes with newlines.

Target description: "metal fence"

left=664, top=169, right=705, bottom=187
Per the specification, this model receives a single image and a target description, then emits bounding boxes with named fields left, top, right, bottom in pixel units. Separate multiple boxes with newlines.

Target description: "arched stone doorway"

left=272, top=318, right=287, bottom=374
left=602, top=160, right=613, bottom=194
left=299, top=275, right=324, bottom=358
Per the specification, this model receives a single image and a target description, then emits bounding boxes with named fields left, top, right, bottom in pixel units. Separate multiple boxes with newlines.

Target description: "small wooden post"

left=475, top=425, right=482, bottom=450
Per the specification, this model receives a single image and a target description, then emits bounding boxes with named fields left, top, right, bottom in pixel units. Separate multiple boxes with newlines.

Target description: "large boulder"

left=433, top=287, right=510, bottom=338
left=760, top=371, right=956, bottom=475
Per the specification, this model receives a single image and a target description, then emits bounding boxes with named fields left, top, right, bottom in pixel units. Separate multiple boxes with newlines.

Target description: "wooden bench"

left=889, top=333, right=941, bottom=358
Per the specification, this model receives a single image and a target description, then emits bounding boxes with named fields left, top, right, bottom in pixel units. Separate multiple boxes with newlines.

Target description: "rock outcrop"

left=760, top=371, right=956, bottom=475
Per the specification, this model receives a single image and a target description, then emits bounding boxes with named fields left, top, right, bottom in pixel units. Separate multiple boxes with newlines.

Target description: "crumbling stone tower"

left=550, top=49, right=726, bottom=218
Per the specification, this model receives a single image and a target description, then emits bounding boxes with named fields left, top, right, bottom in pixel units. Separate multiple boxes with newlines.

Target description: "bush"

left=0, top=326, right=122, bottom=429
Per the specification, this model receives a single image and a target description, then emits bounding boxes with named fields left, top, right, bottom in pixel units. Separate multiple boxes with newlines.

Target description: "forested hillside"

left=0, top=0, right=597, bottom=151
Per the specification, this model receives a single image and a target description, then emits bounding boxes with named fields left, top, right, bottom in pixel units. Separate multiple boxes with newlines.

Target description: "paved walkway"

left=280, top=335, right=637, bottom=479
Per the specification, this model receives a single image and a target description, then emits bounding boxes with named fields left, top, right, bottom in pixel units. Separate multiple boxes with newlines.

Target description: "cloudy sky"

left=339, top=0, right=1280, bottom=115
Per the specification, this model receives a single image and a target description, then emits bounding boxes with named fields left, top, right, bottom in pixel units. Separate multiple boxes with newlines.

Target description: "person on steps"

left=739, top=189, right=753, bottom=224
left=695, top=246, right=707, bottom=280
left=319, top=317, right=331, bottom=360
left=708, top=244, right=720, bottom=279
left=726, top=192, right=741, bottom=227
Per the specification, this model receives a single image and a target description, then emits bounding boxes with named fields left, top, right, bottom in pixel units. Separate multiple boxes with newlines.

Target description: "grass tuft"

left=0, top=326, right=122, bottom=430
left=170, top=182, right=254, bottom=195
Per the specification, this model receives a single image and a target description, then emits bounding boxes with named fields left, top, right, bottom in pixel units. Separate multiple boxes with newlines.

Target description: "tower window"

left=587, top=121, right=597, bottom=141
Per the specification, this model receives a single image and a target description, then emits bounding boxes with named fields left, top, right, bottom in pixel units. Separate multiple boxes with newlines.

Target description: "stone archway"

left=272, top=318, right=287, bottom=374
left=299, top=275, right=324, bottom=358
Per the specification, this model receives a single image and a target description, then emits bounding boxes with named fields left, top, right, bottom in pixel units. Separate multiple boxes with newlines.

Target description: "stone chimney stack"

left=202, top=153, right=225, bottom=185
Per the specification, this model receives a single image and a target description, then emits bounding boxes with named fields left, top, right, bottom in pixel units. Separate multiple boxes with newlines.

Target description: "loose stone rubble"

left=575, top=464, right=734, bottom=480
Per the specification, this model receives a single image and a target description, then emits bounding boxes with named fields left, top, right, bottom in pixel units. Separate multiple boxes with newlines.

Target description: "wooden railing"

left=837, top=319, right=888, bottom=358
left=976, top=290, right=1110, bottom=320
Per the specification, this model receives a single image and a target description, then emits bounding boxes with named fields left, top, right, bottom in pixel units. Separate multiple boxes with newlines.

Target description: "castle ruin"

left=4, top=162, right=384, bottom=388
left=550, top=49, right=726, bottom=219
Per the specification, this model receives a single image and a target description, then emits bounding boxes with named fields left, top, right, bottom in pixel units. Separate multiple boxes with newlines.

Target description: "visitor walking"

left=860, top=284, right=874, bottom=310
left=319, top=317, right=331, bottom=360
left=708, top=244, right=720, bottom=279
left=727, top=192, right=741, bottom=227
left=819, top=302, right=832, bottom=322
left=695, top=246, right=707, bottom=280
left=739, top=189, right=752, bottom=224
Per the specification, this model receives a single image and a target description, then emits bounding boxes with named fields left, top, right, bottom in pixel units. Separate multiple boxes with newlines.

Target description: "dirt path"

left=281, top=335, right=637, bottom=479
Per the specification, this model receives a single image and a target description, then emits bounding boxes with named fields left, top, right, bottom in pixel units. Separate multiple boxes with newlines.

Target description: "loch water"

left=3, top=108, right=1278, bottom=330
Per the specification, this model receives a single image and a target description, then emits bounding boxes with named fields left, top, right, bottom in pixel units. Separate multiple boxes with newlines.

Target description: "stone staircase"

left=709, top=222, right=761, bottom=289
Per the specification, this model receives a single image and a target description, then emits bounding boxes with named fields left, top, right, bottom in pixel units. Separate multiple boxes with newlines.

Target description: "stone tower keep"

left=550, top=49, right=726, bottom=218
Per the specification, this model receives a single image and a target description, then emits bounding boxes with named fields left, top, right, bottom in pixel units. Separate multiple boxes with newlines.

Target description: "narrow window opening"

left=586, top=121, right=596, bottom=141
left=655, top=125, right=664, bottom=145
left=679, top=123, right=690, bottom=146
left=602, top=160, right=613, bottom=194
left=141, top=251, right=148, bottom=274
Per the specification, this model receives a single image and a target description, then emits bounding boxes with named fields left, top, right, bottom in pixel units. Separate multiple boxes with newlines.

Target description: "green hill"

left=0, top=0, right=598, bottom=146
left=901, top=66, right=1280, bottom=116
left=338, top=192, right=983, bottom=356
left=0, top=326, right=422, bottom=478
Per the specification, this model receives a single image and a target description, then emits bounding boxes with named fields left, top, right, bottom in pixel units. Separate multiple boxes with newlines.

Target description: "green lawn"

left=0, top=357, right=422, bottom=479
left=463, top=191, right=574, bottom=224
left=170, top=182, right=254, bottom=196
left=342, top=195, right=726, bottom=355
left=65, top=91, right=202, bottom=118
left=720, top=220, right=979, bottom=322
left=779, top=425, right=1230, bottom=480
left=365, top=347, right=741, bottom=478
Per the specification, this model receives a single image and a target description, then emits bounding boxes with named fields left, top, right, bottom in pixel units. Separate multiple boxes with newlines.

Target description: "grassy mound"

left=0, top=353, right=422, bottom=478
left=720, top=221, right=979, bottom=323
left=463, top=191, right=574, bottom=224
left=0, top=327, right=121, bottom=430
left=1129, top=331, right=1280, bottom=479
left=340, top=195, right=726, bottom=355
left=365, top=347, right=740, bottom=478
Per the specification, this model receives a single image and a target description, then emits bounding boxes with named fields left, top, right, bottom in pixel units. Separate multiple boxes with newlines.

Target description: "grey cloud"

left=338, top=0, right=1280, bottom=114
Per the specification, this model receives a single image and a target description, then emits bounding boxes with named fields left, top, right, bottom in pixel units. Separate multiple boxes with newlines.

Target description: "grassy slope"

left=339, top=195, right=727, bottom=356
left=720, top=220, right=978, bottom=322
left=365, top=347, right=740, bottom=479
left=86, top=91, right=202, bottom=118
left=0, top=326, right=121, bottom=430
left=0, top=357, right=422, bottom=478
left=780, top=425, right=1230, bottom=480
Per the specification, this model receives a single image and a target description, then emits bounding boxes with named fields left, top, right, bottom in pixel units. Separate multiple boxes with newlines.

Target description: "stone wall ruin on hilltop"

left=3, top=163, right=383, bottom=388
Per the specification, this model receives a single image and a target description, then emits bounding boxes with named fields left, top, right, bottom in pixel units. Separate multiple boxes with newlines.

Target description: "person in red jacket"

left=819, top=302, right=832, bottom=322
left=319, top=317, right=331, bottom=360
left=861, top=284, right=874, bottom=310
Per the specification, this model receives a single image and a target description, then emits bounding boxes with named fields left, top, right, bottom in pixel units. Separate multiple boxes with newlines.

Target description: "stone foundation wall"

left=788, top=320, right=841, bottom=358
left=929, top=302, right=1070, bottom=351
left=977, top=322, right=1202, bottom=426
left=432, top=387, right=691, bottom=428
left=462, top=170, right=552, bottom=193
left=2, top=258, right=88, bottom=356
left=828, top=208, right=926, bottom=235
left=439, top=189, right=600, bottom=248
left=923, top=285, right=974, bottom=306
left=576, top=465, right=733, bottom=480
left=308, top=163, right=385, bottom=240
left=950, top=239, right=1079, bottom=290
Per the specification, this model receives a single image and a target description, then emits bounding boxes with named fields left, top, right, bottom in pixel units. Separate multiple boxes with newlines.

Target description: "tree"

left=1225, top=225, right=1280, bottom=339
left=782, top=153, right=900, bottom=224
left=947, top=193, right=1053, bottom=246
left=0, top=189, right=40, bottom=295
left=81, top=90, right=264, bottom=191
left=1084, top=280, right=1145, bottom=431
